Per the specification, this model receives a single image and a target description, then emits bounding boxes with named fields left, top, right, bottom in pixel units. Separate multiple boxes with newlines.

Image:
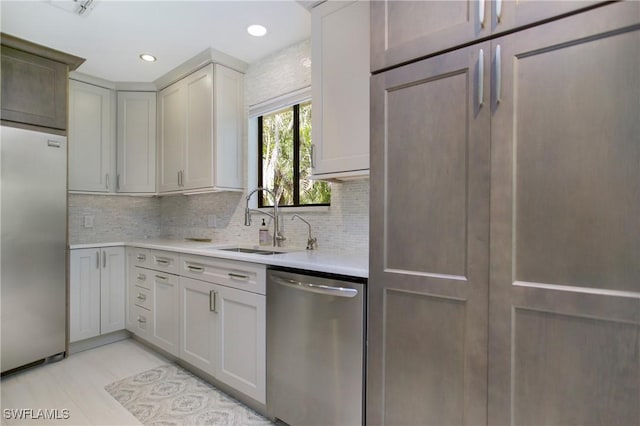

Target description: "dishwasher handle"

left=270, top=274, right=358, bottom=298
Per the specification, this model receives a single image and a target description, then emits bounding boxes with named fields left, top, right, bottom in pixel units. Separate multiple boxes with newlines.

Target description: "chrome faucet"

left=292, top=214, right=317, bottom=250
left=245, top=187, right=285, bottom=247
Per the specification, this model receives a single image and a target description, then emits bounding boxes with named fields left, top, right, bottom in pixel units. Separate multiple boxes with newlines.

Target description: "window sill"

left=257, top=205, right=330, bottom=214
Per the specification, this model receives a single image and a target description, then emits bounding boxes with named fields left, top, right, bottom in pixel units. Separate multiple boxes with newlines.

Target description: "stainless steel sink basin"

left=217, top=247, right=287, bottom=255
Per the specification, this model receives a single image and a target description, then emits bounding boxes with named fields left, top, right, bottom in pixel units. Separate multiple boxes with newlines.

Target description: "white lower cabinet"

left=70, top=247, right=125, bottom=342
left=126, top=248, right=266, bottom=404
left=149, top=272, right=180, bottom=356
left=215, top=283, right=265, bottom=403
left=179, top=276, right=266, bottom=403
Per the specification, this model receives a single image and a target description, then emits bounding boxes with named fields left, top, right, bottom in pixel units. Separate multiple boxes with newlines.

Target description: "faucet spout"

left=244, top=187, right=285, bottom=247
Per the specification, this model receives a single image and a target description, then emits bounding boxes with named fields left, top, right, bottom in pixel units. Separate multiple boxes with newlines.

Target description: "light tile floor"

left=1, top=339, right=168, bottom=425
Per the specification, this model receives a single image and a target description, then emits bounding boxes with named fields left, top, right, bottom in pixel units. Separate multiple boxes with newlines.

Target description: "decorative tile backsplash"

left=69, top=38, right=369, bottom=252
left=69, top=179, right=369, bottom=252
left=68, top=194, right=161, bottom=244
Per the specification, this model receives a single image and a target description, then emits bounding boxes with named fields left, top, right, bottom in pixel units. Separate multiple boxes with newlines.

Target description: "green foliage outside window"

left=260, top=101, right=330, bottom=207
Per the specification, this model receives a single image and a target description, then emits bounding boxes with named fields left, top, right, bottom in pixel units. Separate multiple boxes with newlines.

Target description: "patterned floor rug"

left=105, top=363, right=274, bottom=426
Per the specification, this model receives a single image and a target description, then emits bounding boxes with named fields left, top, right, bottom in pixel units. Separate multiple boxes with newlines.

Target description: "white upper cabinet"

left=311, top=0, right=370, bottom=180
left=69, top=79, right=116, bottom=192
left=158, top=63, right=244, bottom=194
left=116, top=91, right=157, bottom=194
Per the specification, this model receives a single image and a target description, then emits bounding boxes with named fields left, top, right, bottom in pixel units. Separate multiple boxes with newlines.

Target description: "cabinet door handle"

left=228, top=272, right=249, bottom=281
left=310, top=144, right=316, bottom=168
left=210, top=290, right=218, bottom=313
left=155, top=274, right=168, bottom=281
left=137, top=293, right=147, bottom=301
left=137, top=273, right=146, bottom=281
left=137, top=254, right=146, bottom=261
left=478, top=49, right=485, bottom=108
left=103, top=251, right=107, bottom=268
left=105, top=173, right=110, bottom=190
left=187, top=265, right=205, bottom=273
left=495, top=44, right=502, bottom=105
left=96, top=251, right=100, bottom=269
left=479, top=0, right=485, bottom=28
left=137, top=316, right=147, bottom=324
left=116, top=174, right=120, bottom=191
left=496, top=0, right=502, bottom=23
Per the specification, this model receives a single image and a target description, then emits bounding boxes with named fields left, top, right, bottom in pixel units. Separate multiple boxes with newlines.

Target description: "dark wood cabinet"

left=1, top=33, right=84, bottom=133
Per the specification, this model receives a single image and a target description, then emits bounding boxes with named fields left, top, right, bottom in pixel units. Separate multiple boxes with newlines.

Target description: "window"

left=258, top=101, right=330, bottom=207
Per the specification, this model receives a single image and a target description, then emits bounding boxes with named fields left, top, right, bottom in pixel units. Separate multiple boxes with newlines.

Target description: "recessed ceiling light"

left=247, top=24, right=267, bottom=37
left=139, top=53, right=157, bottom=62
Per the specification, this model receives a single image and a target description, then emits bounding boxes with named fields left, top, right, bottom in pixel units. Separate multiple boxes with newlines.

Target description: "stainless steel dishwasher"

left=267, top=267, right=366, bottom=426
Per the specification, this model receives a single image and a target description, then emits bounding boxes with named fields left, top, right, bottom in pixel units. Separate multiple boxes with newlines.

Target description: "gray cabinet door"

left=371, top=0, right=488, bottom=72
left=489, top=3, right=640, bottom=425
left=369, top=42, right=491, bottom=426
left=0, top=46, right=68, bottom=131
left=371, top=0, right=607, bottom=73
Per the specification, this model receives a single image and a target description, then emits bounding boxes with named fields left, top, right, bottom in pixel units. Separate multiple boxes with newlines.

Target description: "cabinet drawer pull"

left=137, top=293, right=147, bottom=301
left=137, top=273, right=146, bottom=281
left=137, top=316, right=147, bottom=324
left=228, top=272, right=249, bottom=281
left=155, top=274, right=168, bottom=280
left=136, top=254, right=146, bottom=261
left=155, top=258, right=170, bottom=265
left=210, top=290, right=218, bottom=313
left=187, top=265, right=205, bottom=273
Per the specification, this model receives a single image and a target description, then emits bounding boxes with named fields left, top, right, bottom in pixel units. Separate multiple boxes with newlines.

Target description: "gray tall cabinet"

left=368, top=2, right=640, bottom=425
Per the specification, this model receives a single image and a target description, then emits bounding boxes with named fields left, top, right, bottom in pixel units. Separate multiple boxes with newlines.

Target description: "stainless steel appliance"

left=267, top=267, right=365, bottom=426
left=1, top=125, right=67, bottom=374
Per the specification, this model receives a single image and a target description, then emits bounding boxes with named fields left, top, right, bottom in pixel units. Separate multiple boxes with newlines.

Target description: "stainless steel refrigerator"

left=1, top=125, right=67, bottom=374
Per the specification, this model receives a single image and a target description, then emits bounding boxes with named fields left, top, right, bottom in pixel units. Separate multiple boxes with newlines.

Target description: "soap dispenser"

left=259, top=219, right=270, bottom=246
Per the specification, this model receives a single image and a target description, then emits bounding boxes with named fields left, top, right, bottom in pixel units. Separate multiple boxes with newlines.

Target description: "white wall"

left=69, top=38, right=369, bottom=252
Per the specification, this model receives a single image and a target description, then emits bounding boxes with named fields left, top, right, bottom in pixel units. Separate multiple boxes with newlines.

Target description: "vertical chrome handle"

left=103, top=251, right=106, bottom=268
left=96, top=251, right=100, bottom=269
left=116, top=174, right=120, bottom=191
left=105, top=174, right=109, bottom=190
left=496, top=0, right=502, bottom=23
left=210, top=290, right=218, bottom=313
left=478, top=49, right=484, bottom=108
left=479, top=0, right=485, bottom=28
left=178, top=171, right=181, bottom=186
left=310, top=144, right=316, bottom=168
left=495, top=44, right=502, bottom=105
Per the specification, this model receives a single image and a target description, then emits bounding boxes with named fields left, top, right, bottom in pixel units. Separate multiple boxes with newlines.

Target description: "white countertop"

left=70, top=239, right=368, bottom=278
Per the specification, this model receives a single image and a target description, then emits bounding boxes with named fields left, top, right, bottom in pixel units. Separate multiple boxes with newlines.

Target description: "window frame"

left=257, top=102, right=329, bottom=208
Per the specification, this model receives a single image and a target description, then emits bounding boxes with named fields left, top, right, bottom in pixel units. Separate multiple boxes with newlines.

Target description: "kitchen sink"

left=215, top=247, right=288, bottom=255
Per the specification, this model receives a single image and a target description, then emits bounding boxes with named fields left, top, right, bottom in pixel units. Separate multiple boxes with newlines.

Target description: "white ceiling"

left=0, top=0, right=311, bottom=83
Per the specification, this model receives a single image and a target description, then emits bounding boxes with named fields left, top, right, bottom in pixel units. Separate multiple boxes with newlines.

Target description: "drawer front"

left=131, top=266, right=152, bottom=290
left=181, top=254, right=266, bottom=295
left=129, top=247, right=150, bottom=268
left=149, top=249, right=180, bottom=274
left=132, top=285, right=152, bottom=310
left=130, top=305, right=151, bottom=336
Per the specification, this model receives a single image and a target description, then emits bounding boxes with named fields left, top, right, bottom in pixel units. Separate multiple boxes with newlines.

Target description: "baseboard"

left=69, top=330, right=131, bottom=355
